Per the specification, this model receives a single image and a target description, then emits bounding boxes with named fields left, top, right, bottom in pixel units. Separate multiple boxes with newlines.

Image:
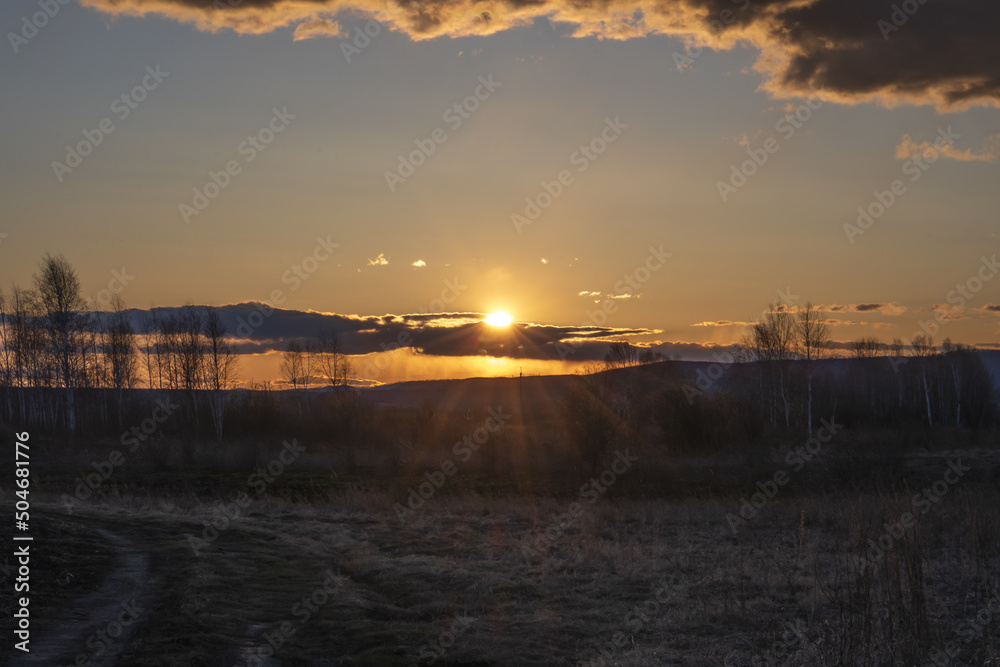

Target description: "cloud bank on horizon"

left=82, top=0, right=1000, bottom=111
left=124, top=303, right=673, bottom=362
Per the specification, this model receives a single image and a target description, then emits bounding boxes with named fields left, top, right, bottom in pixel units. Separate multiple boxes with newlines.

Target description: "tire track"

left=12, top=527, right=157, bottom=667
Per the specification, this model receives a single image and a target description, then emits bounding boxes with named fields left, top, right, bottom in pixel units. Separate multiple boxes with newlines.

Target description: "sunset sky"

left=1, top=0, right=998, bottom=384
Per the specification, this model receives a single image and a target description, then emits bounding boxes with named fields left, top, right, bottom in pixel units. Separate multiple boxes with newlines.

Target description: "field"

left=7, top=430, right=1000, bottom=667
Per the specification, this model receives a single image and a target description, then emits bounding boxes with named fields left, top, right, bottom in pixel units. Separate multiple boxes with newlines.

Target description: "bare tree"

left=141, top=309, right=159, bottom=390
left=742, top=305, right=797, bottom=429
left=0, top=289, right=13, bottom=420
left=104, top=295, right=140, bottom=427
left=889, top=336, right=906, bottom=408
left=301, top=339, right=317, bottom=388
left=33, top=254, right=86, bottom=433
left=911, top=334, right=936, bottom=425
left=280, top=340, right=306, bottom=389
left=203, top=308, right=240, bottom=440
left=850, top=336, right=887, bottom=358
left=889, top=338, right=905, bottom=357
left=155, top=312, right=181, bottom=390
left=796, top=302, right=830, bottom=435
left=941, top=337, right=973, bottom=427
left=177, top=305, right=205, bottom=393
left=638, top=349, right=665, bottom=365
left=316, top=327, right=352, bottom=386
left=605, top=340, right=639, bottom=369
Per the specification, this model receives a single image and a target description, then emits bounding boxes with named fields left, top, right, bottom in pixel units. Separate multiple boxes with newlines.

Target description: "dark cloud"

left=820, top=302, right=906, bottom=315
left=123, top=302, right=665, bottom=361
left=82, top=0, right=1000, bottom=110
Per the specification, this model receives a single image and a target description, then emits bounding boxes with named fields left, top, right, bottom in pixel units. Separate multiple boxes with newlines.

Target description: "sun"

left=484, top=311, right=513, bottom=327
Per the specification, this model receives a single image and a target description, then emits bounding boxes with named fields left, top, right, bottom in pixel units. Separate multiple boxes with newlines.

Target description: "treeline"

left=0, top=254, right=351, bottom=440
left=566, top=303, right=996, bottom=467
left=1, top=256, right=996, bottom=470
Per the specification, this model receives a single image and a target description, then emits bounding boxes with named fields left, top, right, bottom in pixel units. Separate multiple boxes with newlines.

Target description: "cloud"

left=979, top=304, right=1000, bottom=313
left=411, top=259, right=427, bottom=267
left=932, top=303, right=966, bottom=321
left=896, top=133, right=1000, bottom=163
left=367, top=253, right=389, bottom=266
left=821, top=302, right=906, bottom=316
left=578, top=290, right=636, bottom=302
left=124, top=303, right=666, bottom=362
left=80, top=0, right=1000, bottom=110
left=292, top=18, right=344, bottom=40
left=690, top=320, right=751, bottom=327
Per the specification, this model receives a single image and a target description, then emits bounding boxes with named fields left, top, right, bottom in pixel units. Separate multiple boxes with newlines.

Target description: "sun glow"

left=484, top=311, right=513, bottom=327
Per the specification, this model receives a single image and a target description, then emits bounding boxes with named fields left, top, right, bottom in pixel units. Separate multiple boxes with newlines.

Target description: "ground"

left=4, top=445, right=999, bottom=666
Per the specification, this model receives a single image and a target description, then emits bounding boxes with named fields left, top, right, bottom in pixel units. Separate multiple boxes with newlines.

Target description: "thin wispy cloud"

left=821, top=303, right=907, bottom=316
left=896, top=133, right=1000, bottom=163
left=691, top=320, right=751, bottom=328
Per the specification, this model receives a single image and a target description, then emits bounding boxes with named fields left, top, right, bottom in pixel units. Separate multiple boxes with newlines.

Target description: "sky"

left=1, top=0, right=998, bottom=384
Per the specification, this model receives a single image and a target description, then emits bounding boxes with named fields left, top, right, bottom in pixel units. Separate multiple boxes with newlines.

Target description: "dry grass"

left=22, top=456, right=1000, bottom=666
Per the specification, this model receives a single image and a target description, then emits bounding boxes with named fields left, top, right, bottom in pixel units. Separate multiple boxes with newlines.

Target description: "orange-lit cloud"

left=127, top=303, right=664, bottom=361
left=80, top=0, right=1000, bottom=110
left=292, top=18, right=344, bottom=40
left=932, top=304, right=966, bottom=321
left=896, top=133, right=1000, bottom=163
left=691, top=320, right=751, bottom=327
